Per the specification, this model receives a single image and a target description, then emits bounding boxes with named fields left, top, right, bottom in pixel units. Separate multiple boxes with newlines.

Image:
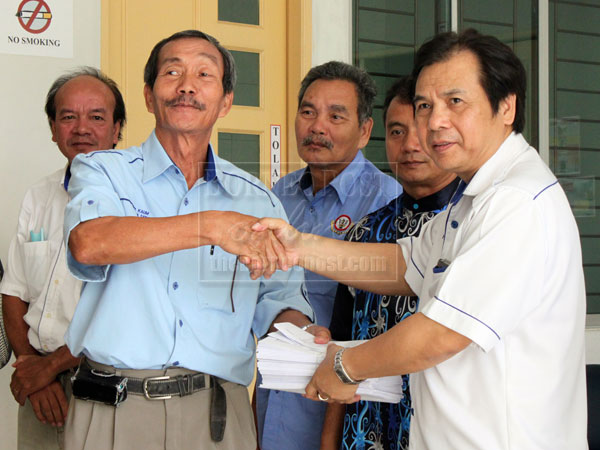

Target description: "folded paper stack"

left=257, top=322, right=404, bottom=403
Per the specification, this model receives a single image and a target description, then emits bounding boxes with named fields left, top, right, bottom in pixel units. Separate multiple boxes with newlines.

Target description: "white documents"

left=257, top=322, right=404, bottom=403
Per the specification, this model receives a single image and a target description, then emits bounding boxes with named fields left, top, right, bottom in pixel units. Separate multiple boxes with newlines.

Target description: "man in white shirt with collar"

left=1, top=67, right=125, bottom=450
left=256, top=29, right=587, bottom=449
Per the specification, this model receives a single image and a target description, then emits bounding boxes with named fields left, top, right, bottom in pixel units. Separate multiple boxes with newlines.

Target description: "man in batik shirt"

left=322, top=76, right=459, bottom=450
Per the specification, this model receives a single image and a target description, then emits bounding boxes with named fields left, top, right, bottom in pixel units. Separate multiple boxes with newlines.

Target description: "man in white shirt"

left=0, top=67, right=126, bottom=450
left=256, top=29, right=587, bottom=449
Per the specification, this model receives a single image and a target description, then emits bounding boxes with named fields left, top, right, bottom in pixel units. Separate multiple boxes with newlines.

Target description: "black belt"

left=127, top=372, right=210, bottom=400
left=76, top=364, right=227, bottom=442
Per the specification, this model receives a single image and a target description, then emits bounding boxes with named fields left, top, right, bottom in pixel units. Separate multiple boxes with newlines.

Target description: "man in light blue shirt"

left=257, top=61, right=402, bottom=450
left=62, top=30, right=321, bottom=450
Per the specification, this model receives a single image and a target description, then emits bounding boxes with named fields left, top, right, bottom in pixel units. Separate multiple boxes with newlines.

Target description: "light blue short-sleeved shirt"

left=64, top=131, right=314, bottom=385
left=257, top=150, right=402, bottom=450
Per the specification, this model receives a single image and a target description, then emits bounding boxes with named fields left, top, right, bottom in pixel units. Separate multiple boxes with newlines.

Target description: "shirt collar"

left=142, top=131, right=223, bottom=189
left=298, top=150, right=367, bottom=204
left=463, top=132, right=529, bottom=197
left=203, top=146, right=237, bottom=196
left=401, top=177, right=461, bottom=212
left=142, top=131, right=178, bottom=183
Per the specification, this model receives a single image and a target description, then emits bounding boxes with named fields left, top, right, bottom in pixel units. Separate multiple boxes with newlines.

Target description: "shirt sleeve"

left=64, top=153, right=127, bottom=282
left=251, top=199, right=314, bottom=338
left=420, top=188, right=546, bottom=352
left=0, top=190, right=33, bottom=301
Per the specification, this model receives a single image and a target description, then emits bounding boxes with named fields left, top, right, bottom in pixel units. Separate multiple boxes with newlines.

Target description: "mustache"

left=301, top=135, right=333, bottom=150
left=165, top=95, right=206, bottom=110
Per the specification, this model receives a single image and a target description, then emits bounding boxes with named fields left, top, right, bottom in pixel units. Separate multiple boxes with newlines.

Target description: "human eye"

left=390, top=128, right=406, bottom=137
left=60, top=114, right=75, bottom=121
left=91, top=115, right=105, bottom=121
left=199, top=68, right=215, bottom=77
left=450, top=97, right=462, bottom=105
left=414, top=102, right=431, bottom=114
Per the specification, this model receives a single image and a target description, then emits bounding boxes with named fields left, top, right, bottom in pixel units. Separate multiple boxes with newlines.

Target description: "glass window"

left=230, top=50, right=260, bottom=107
left=549, top=0, right=600, bottom=313
left=354, top=0, right=439, bottom=174
left=218, top=0, right=259, bottom=25
left=218, top=132, right=260, bottom=179
left=458, top=0, right=539, bottom=147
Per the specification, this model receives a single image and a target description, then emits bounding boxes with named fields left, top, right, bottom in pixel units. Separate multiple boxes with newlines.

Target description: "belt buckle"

left=142, top=375, right=171, bottom=400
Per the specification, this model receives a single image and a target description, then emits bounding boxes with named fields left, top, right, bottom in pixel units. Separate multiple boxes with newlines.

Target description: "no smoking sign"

left=16, top=0, right=52, bottom=34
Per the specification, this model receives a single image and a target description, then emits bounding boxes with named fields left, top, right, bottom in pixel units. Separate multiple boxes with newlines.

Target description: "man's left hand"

left=304, top=344, right=360, bottom=404
left=11, top=355, right=57, bottom=405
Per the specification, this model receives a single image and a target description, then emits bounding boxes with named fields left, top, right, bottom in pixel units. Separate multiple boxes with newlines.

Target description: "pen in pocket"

left=30, top=227, right=45, bottom=242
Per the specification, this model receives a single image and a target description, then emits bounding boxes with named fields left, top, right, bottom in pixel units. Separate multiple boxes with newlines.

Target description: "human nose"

left=404, top=126, right=421, bottom=152
left=308, top=114, right=326, bottom=135
left=177, top=71, right=196, bottom=94
left=427, top=104, right=450, bottom=131
left=73, top=117, right=91, bottom=135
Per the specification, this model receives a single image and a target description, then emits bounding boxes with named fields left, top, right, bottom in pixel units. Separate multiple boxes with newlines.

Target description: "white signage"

left=0, top=0, right=73, bottom=58
left=270, top=124, right=281, bottom=188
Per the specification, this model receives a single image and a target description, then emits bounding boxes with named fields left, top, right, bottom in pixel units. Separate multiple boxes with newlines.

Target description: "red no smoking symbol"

left=16, top=0, right=53, bottom=34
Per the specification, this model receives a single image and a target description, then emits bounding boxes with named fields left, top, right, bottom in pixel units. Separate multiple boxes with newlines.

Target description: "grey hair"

left=144, top=29, right=237, bottom=94
left=297, top=61, right=376, bottom=125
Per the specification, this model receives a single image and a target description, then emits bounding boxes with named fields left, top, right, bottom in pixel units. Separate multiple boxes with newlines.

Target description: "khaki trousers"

left=18, top=370, right=73, bottom=450
left=64, top=363, right=256, bottom=450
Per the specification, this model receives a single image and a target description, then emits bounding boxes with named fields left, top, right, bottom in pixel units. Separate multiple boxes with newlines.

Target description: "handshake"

left=212, top=210, right=402, bottom=295
left=214, top=211, right=306, bottom=280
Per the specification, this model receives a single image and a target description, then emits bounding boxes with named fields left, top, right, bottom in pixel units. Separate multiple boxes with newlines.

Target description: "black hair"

left=382, top=76, right=414, bottom=124
left=412, top=28, right=526, bottom=133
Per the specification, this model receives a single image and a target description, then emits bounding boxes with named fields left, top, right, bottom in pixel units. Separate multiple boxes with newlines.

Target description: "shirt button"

left=173, top=361, right=179, bottom=366
left=173, top=282, right=179, bottom=290
left=175, top=168, right=180, bottom=175
left=184, top=198, right=189, bottom=206
left=179, top=320, right=183, bottom=327
left=54, top=279, right=59, bottom=285
left=309, top=207, right=315, bottom=213
left=413, top=203, right=419, bottom=209
left=451, top=220, right=459, bottom=229
left=87, top=200, right=94, bottom=205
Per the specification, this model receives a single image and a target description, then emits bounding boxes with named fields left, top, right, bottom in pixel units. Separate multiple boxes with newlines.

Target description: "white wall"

left=0, top=1, right=101, bottom=447
left=312, top=0, right=352, bottom=65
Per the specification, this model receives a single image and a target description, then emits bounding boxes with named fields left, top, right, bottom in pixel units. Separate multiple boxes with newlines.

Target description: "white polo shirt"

left=399, top=133, right=587, bottom=449
left=1, top=167, right=82, bottom=354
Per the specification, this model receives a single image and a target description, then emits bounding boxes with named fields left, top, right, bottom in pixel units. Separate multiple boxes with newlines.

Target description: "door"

left=101, top=0, right=312, bottom=185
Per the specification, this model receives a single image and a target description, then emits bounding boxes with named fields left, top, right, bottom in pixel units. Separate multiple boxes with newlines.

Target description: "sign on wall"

left=0, top=0, right=73, bottom=58
left=270, top=124, right=281, bottom=188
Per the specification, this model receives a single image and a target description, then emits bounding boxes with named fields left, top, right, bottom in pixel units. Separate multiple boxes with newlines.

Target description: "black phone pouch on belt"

left=71, top=367, right=128, bottom=407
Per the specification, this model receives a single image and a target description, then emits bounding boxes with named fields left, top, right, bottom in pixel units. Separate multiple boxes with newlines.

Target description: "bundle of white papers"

left=257, top=322, right=404, bottom=403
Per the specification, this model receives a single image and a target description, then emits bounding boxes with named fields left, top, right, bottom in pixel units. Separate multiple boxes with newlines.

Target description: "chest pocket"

left=22, top=241, right=52, bottom=301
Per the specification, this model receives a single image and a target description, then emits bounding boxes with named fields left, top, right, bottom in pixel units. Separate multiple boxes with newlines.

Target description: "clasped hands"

left=10, top=354, right=68, bottom=427
left=216, top=214, right=304, bottom=279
